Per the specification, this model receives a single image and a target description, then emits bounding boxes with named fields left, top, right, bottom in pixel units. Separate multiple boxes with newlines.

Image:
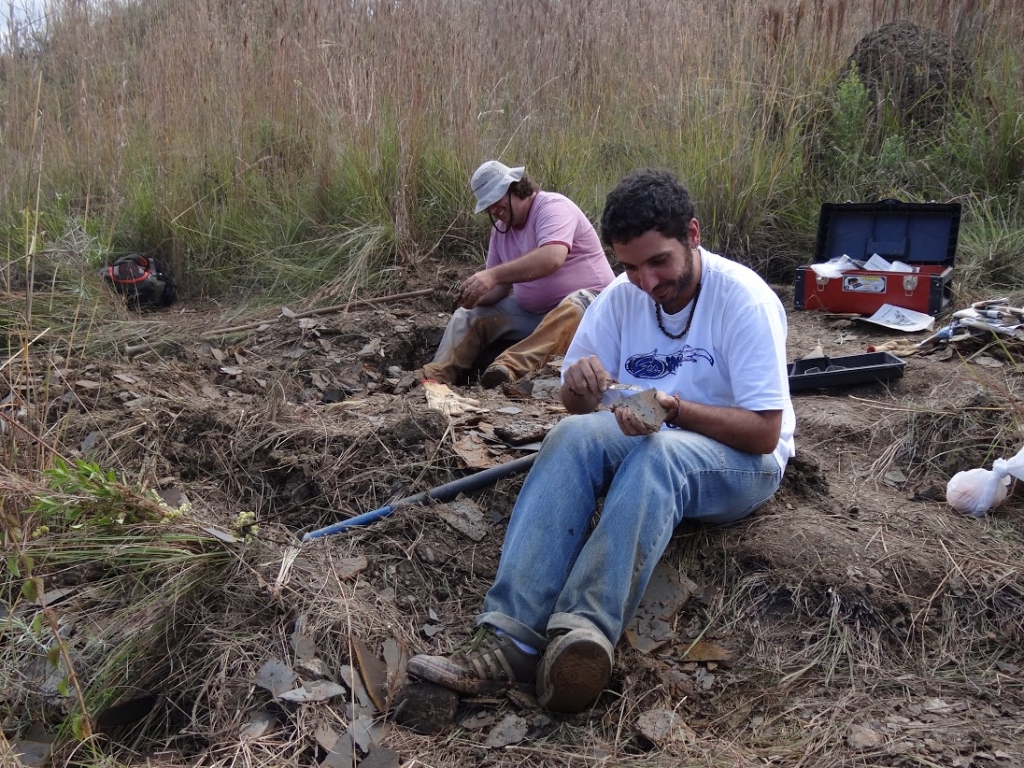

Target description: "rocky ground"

left=4, top=279, right=1023, bottom=768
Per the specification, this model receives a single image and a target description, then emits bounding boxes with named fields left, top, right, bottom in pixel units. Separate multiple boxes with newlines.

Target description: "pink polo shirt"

left=485, top=192, right=614, bottom=314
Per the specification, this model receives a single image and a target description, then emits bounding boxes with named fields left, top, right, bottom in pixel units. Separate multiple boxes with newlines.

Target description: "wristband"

left=666, top=396, right=681, bottom=427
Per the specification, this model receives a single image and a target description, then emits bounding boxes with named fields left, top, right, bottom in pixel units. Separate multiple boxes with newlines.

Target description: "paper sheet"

left=856, top=304, right=936, bottom=333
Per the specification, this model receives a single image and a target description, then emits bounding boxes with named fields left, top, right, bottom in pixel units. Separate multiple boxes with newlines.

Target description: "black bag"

left=101, top=255, right=177, bottom=308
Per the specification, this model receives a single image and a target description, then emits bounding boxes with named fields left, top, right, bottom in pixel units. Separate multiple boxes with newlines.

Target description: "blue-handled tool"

left=301, top=452, right=539, bottom=541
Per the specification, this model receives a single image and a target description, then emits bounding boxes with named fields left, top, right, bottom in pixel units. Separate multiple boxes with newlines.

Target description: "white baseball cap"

left=471, top=160, right=525, bottom=214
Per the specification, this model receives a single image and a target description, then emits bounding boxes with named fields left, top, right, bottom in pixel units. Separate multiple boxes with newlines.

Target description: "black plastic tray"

left=788, top=352, right=907, bottom=391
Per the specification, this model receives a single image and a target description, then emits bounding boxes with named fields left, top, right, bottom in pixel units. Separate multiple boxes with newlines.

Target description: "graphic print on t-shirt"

left=625, top=346, right=715, bottom=380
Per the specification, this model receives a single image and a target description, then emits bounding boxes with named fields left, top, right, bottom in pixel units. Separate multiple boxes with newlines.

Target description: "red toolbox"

left=794, top=200, right=961, bottom=316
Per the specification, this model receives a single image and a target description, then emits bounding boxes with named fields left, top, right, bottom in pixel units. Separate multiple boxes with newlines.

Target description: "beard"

left=658, top=245, right=698, bottom=314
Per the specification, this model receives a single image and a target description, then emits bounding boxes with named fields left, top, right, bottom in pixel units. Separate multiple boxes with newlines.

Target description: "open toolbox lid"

left=813, top=199, right=961, bottom=267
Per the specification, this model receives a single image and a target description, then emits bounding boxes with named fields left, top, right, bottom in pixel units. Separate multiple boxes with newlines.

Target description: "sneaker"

left=480, top=364, right=513, bottom=389
left=406, top=627, right=538, bottom=695
left=536, top=627, right=613, bottom=713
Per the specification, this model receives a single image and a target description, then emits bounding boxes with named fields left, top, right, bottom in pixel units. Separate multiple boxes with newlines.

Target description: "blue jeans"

left=477, top=411, right=782, bottom=649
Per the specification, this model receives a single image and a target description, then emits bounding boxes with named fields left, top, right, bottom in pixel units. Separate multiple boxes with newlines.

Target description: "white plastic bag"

left=946, top=445, right=1024, bottom=517
left=810, top=254, right=861, bottom=279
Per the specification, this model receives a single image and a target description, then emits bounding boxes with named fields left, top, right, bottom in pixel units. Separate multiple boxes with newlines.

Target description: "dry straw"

left=4, top=0, right=1022, bottom=297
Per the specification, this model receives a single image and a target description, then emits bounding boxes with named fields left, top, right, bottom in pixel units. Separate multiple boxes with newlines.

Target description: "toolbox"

left=788, top=352, right=907, bottom=392
left=794, top=200, right=961, bottom=316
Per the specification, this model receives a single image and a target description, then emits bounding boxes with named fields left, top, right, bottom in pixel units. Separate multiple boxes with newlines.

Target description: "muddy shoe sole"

left=537, top=630, right=612, bottom=713
left=407, top=644, right=538, bottom=696
left=407, top=654, right=486, bottom=694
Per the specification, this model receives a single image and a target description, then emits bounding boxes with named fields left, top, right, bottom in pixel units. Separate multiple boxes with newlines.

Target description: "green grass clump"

left=2, top=457, right=244, bottom=760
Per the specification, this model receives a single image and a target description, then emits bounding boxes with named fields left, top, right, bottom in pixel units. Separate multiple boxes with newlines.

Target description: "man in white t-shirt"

left=422, top=160, right=614, bottom=387
left=408, top=169, right=794, bottom=714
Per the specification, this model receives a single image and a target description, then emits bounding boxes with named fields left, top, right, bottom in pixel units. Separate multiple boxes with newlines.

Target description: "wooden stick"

left=199, top=288, right=435, bottom=339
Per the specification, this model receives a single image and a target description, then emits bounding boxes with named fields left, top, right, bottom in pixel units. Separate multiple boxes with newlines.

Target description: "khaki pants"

left=423, top=289, right=598, bottom=384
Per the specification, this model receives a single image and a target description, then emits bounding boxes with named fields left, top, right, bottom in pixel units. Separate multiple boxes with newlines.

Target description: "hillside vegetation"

left=2, top=0, right=1023, bottom=306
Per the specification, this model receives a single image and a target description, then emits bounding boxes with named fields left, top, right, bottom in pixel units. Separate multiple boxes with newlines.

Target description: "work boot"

left=407, top=627, right=538, bottom=694
left=537, top=627, right=613, bottom=713
left=480, top=364, right=513, bottom=389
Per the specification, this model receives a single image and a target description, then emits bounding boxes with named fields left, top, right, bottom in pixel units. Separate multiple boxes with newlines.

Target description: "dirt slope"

left=4, top=282, right=1023, bottom=768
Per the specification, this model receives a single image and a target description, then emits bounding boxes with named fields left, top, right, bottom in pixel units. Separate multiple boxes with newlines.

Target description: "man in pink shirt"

left=422, top=161, right=615, bottom=387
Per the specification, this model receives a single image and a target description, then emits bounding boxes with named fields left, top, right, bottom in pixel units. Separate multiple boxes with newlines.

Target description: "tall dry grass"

left=1, top=0, right=1022, bottom=301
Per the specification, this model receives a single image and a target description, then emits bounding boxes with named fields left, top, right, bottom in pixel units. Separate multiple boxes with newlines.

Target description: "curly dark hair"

left=600, top=168, right=696, bottom=246
left=507, top=174, right=538, bottom=199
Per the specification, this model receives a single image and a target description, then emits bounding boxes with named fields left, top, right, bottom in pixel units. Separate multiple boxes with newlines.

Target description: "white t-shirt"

left=563, top=247, right=795, bottom=470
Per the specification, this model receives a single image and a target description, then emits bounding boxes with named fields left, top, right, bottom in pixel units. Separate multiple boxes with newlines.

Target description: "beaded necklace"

left=654, top=282, right=702, bottom=340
